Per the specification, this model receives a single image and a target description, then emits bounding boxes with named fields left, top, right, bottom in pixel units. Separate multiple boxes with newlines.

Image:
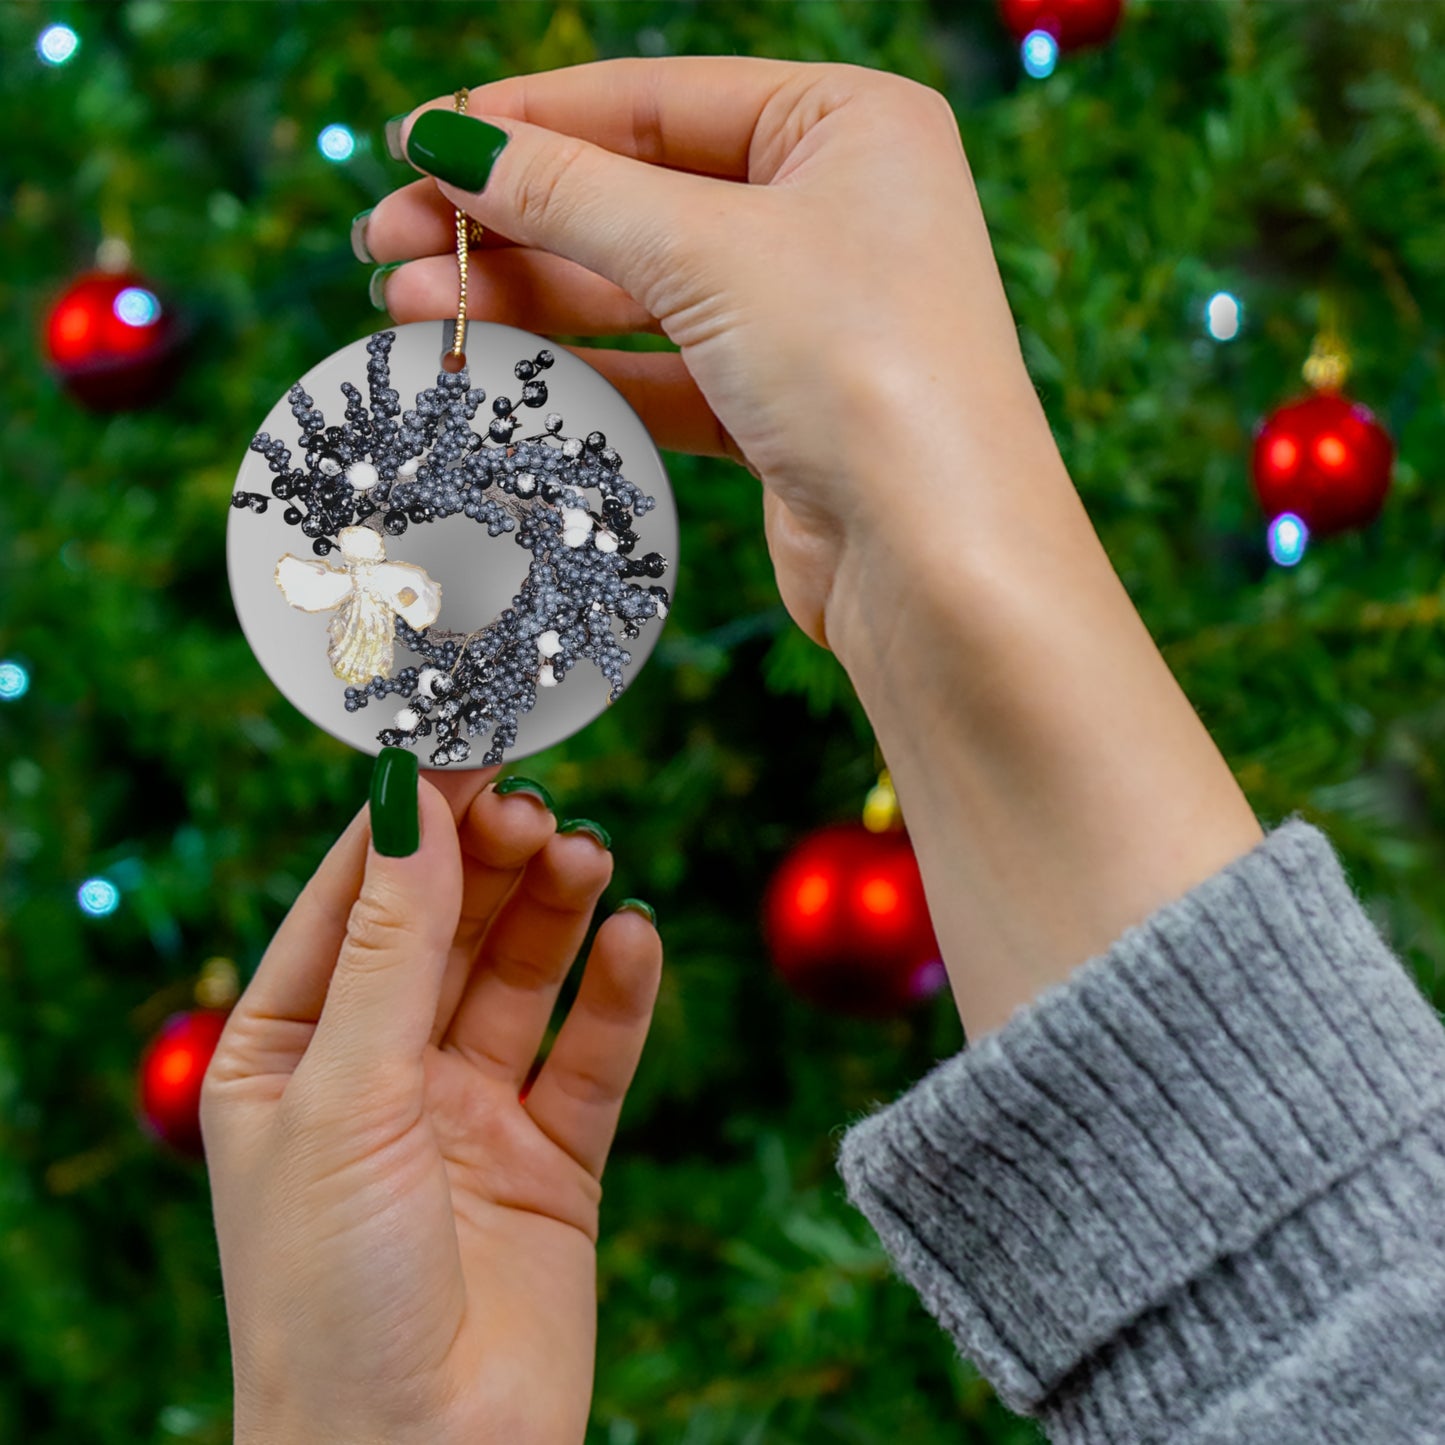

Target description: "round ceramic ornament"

left=228, top=316, right=677, bottom=767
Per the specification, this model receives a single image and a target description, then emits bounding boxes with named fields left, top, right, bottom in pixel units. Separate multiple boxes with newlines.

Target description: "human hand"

left=201, top=755, right=662, bottom=1445
left=360, top=56, right=1059, bottom=655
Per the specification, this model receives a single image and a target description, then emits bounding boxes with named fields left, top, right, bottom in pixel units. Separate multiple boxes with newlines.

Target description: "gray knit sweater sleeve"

left=834, top=817, right=1445, bottom=1443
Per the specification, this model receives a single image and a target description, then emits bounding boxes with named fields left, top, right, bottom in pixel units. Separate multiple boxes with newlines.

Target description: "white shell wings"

left=274, top=554, right=353, bottom=612
left=274, top=526, right=441, bottom=686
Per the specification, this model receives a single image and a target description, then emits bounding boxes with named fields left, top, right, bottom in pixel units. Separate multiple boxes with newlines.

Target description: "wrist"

left=823, top=400, right=1262, bottom=1039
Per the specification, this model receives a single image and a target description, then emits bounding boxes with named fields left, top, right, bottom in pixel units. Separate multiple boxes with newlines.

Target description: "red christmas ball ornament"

left=763, top=821, right=946, bottom=1018
left=137, top=1008, right=230, bottom=1158
left=1251, top=391, right=1394, bottom=538
left=44, top=268, right=183, bottom=410
left=998, top=0, right=1124, bottom=50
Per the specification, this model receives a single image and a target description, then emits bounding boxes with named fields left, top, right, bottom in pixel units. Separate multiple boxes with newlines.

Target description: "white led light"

left=114, top=287, right=161, bottom=327
left=1267, top=512, right=1308, bottom=567
left=38, top=24, right=79, bottom=66
left=78, top=877, right=120, bottom=916
left=1205, top=291, right=1242, bottom=342
left=1022, top=30, right=1058, bottom=79
left=318, top=124, right=356, bottom=162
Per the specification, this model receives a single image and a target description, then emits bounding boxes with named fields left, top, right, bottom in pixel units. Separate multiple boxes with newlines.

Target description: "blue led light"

left=1022, top=29, right=1059, bottom=79
left=38, top=24, right=79, bottom=65
left=1268, top=512, right=1309, bottom=567
left=114, top=287, right=161, bottom=327
left=318, top=124, right=356, bottom=162
left=78, top=877, right=121, bottom=917
left=0, top=660, right=28, bottom=701
left=1205, top=291, right=1242, bottom=342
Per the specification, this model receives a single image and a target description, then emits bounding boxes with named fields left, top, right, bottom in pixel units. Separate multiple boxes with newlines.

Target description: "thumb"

left=396, top=105, right=747, bottom=320
left=303, top=749, right=463, bottom=1088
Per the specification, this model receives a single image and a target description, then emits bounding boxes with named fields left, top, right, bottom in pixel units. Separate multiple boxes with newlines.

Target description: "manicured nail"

left=404, top=109, right=510, bottom=192
left=617, top=897, right=656, bottom=926
left=369, top=261, right=403, bottom=311
left=370, top=746, right=420, bottom=857
left=350, top=208, right=375, bottom=264
left=384, top=113, right=409, bottom=162
left=558, top=817, right=611, bottom=850
left=493, top=775, right=556, bottom=813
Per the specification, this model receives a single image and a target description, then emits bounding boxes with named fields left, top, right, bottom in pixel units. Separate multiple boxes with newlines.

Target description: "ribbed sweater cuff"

left=835, top=816, right=1445, bottom=1432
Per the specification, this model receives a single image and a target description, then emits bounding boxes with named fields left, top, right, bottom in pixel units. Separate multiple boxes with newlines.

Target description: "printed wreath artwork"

left=230, top=331, right=671, bottom=766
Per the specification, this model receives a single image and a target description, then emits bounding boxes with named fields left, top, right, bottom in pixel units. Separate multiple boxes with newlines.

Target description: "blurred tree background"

left=2, top=1, right=1444, bottom=1442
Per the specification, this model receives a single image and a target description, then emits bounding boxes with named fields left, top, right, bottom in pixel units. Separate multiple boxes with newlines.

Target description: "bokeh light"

left=77, top=877, right=121, bottom=917
left=317, top=124, right=356, bottom=162
left=1267, top=512, right=1309, bottom=567
left=1021, top=30, right=1059, bottom=79
left=1205, top=291, right=1242, bottom=341
left=114, top=287, right=162, bottom=328
left=37, top=24, right=79, bottom=66
left=0, top=660, right=29, bottom=700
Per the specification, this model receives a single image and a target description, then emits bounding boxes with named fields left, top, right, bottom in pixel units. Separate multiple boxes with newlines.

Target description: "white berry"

left=537, top=630, right=562, bottom=658
left=538, top=663, right=558, bottom=688
left=515, top=472, right=537, bottom=495
left=395, top=707, right=420, bottom=732
left=397, top=456, right=421, bottom=478
left=347, top=460, right=380, bottom=491
left=594, top=529, right=618, bottom=553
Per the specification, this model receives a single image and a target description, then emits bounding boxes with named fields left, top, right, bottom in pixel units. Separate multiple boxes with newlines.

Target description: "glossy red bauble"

left=1251, top=391, right=1394, bottom=537
left=44, top=269, right=182, bottom=410
left=998, top=0, right=1125, bottom=49
left=763, top=822, right=945, bottom=1018
left=137, top=1009, right=230, bottom=1158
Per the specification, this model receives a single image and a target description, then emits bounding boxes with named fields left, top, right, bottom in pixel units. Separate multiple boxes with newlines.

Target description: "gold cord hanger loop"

left=441, top=87, right=478, bottom=373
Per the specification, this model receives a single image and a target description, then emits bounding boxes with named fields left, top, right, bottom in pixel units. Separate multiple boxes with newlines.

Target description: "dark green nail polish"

left=558, top=817, right=611, bottom=851
left=405, top=109, right=510, bottom=192
left=370, top=746, right=419, bottom=856
left=617, top=897, right=656, bottom=926
left=369, top=261, right=403, bottom=311
left=384, top=113, right=409, bottom=162
left=350, top=208, right=375, bottom=264
left=493, top=775, right=556, bottom=812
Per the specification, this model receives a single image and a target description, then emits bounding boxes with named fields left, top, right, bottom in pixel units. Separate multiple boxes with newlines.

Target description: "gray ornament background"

left=227, top=319, right=679, bottom=765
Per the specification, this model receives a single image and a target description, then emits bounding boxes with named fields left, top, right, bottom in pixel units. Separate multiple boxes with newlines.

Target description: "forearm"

left=825, top=375, right=1262, bottom=1040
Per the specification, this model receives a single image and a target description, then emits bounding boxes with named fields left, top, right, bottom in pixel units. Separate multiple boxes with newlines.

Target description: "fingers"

left=395, top=105, right=758, bottom=317
left=562, top=347, right=751, bottom=467
left=523, top=908, right=663, bottom=1181
left=421, top=763, right=503, bottom=828
left=377, top=246, right=663, bottom=337
left=428, top=782, right=558, bottom=1049
left=209, top=800, right=372, bottom=1083
left=439, top=828, right=614, bottom=1085
left=300, top=776, right=465, bottom=1085
left=361, top=176, right=523, bottom=257
left=430, top=55, right=811, bottom=182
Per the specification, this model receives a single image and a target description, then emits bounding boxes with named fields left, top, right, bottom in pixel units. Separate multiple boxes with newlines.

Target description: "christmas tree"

left=2, top=3, right=1443, bottom=1442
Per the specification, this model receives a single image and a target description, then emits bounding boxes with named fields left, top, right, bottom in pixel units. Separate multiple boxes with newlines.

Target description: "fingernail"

left=617, top=897, right=656, bottom=926
left=558, top=817, right=611, bottom=851
left=493, top=775, right=556, bottom=813
left=404, top=109, right=510, bottom=192
left=384, top=113, right=409, bottom=162
left=369, top=261, right=404, bottom=312
left=370, top=746, right=420, bottom=856
left=350, top=207, right=375, bottom=264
